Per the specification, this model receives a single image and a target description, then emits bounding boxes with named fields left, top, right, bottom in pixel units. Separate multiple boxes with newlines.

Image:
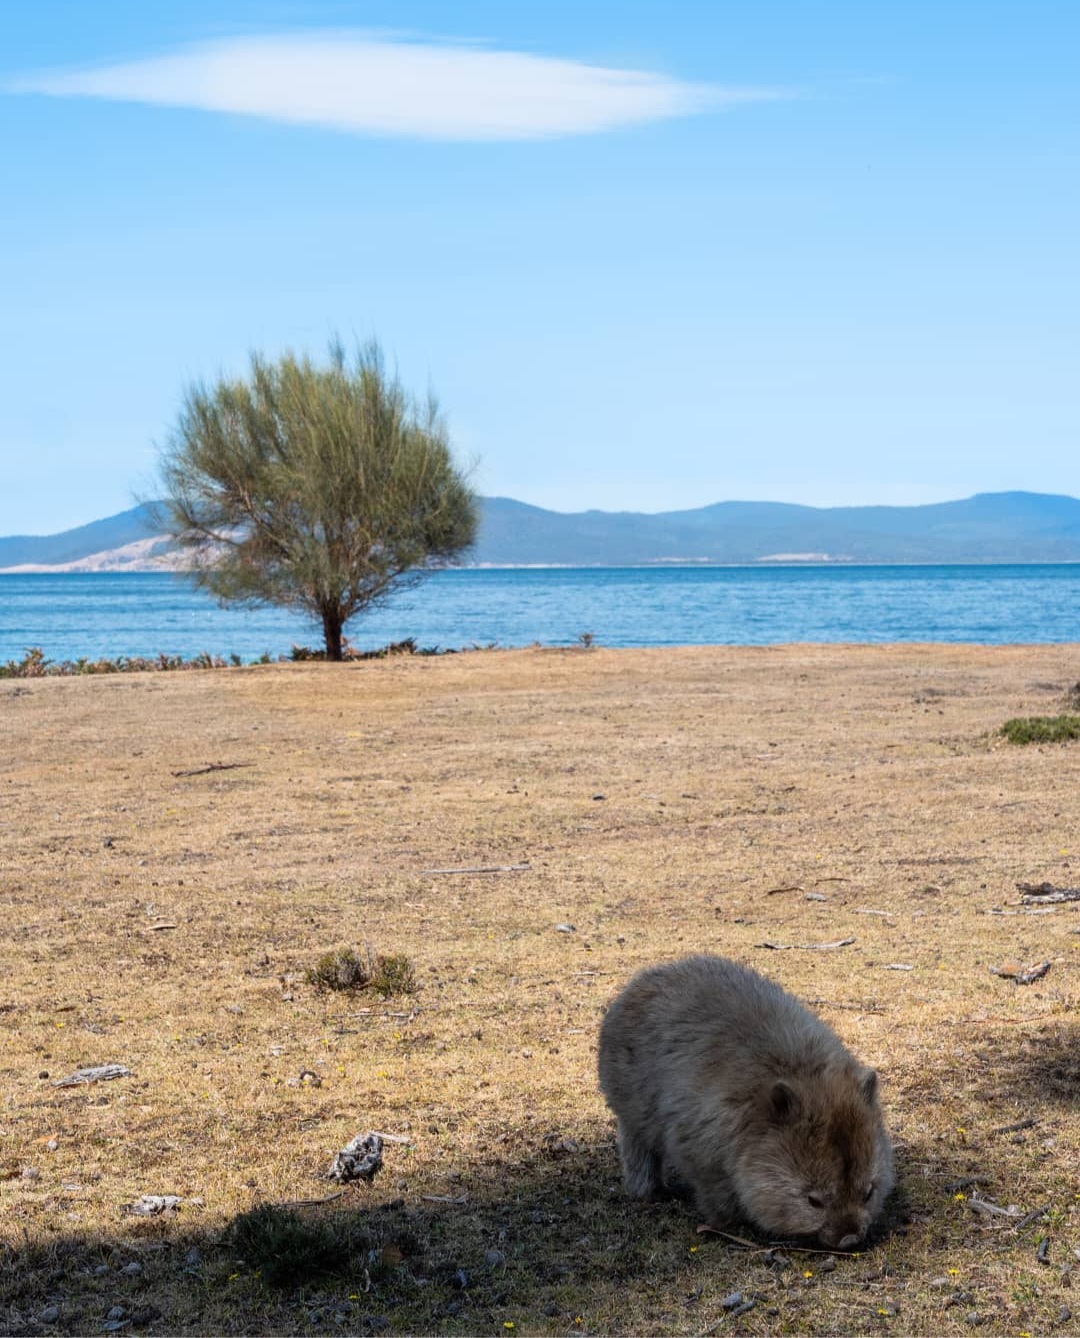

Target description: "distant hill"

left=1, top=492, right=1079, bottom=570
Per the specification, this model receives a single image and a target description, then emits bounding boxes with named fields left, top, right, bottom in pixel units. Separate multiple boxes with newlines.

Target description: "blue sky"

left=2, top=0, right=1077, bottom=535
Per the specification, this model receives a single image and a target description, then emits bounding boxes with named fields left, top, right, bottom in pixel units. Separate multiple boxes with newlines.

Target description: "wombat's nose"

left=836, top=1233, right=862, bottom=1252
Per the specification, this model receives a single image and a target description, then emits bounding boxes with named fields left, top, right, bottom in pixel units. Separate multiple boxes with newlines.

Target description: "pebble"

left=928, top=1276, right=952, bottom=1289
left=484, top=1249, right=505, bottom=1267
left=1058, top=1306, right=1073, bottom=1326
left=21, top=1166, right=40, bottom=1181
left=963, top=1312, right=983, bottom=1327
left=542, top=1302, right=559, bottom=1317
left=39, top=1305, right=60, bottom=1323
left=106, top=1306, right=126, bottom=1321
left=720, top=1292, right=744, bottom=1310
left=120, top=1262, right=142, bottom=1276
left=183, top=1247, right=202, bottom=1272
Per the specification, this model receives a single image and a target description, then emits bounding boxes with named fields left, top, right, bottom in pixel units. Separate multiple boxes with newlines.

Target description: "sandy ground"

left=2, top=643, right=1079, bottom=1335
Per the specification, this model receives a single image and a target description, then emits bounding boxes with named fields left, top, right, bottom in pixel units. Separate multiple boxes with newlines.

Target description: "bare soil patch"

left=2, top=643, right=1079, bottom=1334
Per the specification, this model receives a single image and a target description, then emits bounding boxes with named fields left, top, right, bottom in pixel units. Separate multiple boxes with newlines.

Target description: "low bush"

left=1001, top=714, right=1080, bottom=744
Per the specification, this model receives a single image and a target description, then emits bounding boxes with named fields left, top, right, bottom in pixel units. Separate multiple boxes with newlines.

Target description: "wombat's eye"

left=807, top=1193, right=824, bottom=1209
left=863, top=1183, right=875, bottom=1202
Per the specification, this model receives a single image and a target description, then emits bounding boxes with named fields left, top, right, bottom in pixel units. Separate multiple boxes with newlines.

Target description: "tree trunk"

left=321, top=609, right=345, bottom=661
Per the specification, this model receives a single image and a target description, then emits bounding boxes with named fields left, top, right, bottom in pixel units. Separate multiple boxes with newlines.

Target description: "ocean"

left=0, top=565, right=1078, bottom=663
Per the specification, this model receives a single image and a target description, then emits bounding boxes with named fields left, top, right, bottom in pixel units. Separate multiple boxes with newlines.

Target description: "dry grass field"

left=2, top=643, right=1080, bottom=1336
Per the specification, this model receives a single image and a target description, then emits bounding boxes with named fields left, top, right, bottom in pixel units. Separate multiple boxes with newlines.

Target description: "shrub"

left=305, top=947, right=370, bottom=992
left=1001, top=714, right=1080, bottom=744
left=370, top=953, right=417, bottom=998
left=226, top=1205, right=361, bottom=1289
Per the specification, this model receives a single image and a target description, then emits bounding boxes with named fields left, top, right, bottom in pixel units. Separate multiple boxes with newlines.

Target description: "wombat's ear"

left=858, top=1067, right=879, bottom=1104
left=768, top=1080, right=801, bottom=1125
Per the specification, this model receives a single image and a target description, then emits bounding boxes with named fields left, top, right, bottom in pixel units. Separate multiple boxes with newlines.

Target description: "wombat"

left=598, top=954, right=894, bottom=1248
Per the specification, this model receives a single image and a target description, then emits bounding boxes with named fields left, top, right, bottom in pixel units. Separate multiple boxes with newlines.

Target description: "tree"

left=156, top=340, right=477, bottom=660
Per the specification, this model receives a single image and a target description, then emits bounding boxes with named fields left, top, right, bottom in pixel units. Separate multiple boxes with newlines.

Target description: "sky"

left=1, top=0, right=1078, bottom=535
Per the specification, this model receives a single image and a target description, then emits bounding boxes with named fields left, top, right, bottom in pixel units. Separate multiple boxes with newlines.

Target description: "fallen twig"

left=272, top=1190, right=346, bottom=1209
left=171, top=761, right=254, bottom=778
left=757, top=938, right=856, bottom=952
left=421, top=1193, right=468, bottom=1204
left=421, top=863, right=530, bottom=875
left=990, top=1117, right=1039, bottom=1136
left=968, top=1194, right=1022, bottom=1219
left=765, top=885, right=804, bottom=896
left=807, top=998, right=886, bottom=1014
left=1019, top=1205, right=1051, bottom=1232
left=854, top=908, right=895, bottom=919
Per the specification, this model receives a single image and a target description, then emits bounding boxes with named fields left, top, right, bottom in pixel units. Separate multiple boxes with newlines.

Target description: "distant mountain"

left=1, top=492, right=1079, bottom=570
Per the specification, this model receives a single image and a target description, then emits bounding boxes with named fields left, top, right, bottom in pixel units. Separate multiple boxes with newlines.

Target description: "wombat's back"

left=599, top=954, right=849, bottom=1102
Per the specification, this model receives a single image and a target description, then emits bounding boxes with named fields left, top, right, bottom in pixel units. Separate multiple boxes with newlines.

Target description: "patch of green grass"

left=1000, top=714, right=1080, bottom=744
left=226, top=1206, right=365, bottom=1289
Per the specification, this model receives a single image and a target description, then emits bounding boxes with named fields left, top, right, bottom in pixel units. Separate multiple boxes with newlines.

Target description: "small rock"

left=592, top=793, right=606, bottom=801
left=183, top=1247, right=202, bottom=1272
left=21, top=1166, right=40, bottom=1181
left=928, top=1277, right=952, bottom=1289
left=554, top=923, right=576, bottom=933
left=964, top=1313, right=983, bottom=1327
left=120, top=1261, right=142, bottom=1276
left=38, top=1071, right=49, bottom=1080
left=106, top=1306, right=126, bottom=1322
left=542, top=1302, right=559, bottom=1317
left=720, top=1292, right=744, bottom=1310
left=1057, top=1305, right=1073, bottom=1326
left=484, top=1249, right=505, bottom=1268
left=39, top=1305, right=60, bottom=1323
left=92, top=1264, right=111, bottom=1276
left=46, top=1139, right=59, bottom=1152
left=730, top=1301, right=758, bottom=1319
left=450, top=1267, right=468, bottom=1290
left=818, top=1255, right=838, bottom=1273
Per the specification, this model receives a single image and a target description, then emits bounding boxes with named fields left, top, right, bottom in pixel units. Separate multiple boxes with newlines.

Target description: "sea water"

left=0, top=565, right=1077, bottom=663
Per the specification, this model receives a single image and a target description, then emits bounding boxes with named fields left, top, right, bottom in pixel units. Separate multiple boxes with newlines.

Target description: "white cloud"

left=10, top=33, right=785, bottom=141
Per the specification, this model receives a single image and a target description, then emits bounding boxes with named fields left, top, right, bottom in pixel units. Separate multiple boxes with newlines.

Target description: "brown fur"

left=598, top=955, right=895, bottom=1247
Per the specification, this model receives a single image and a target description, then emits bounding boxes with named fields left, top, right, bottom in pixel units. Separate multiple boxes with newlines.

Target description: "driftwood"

left=171, top=762, right=254, bottom=779
left=422, top=863, right=530, bottom=875
left=757, top=938, right=856, bottom=952
left=1017, top=882, right=1080, bottom=904
left=990, top=960, right=1052, bottom=985
left=53, top=1064, right=130, bottom=1088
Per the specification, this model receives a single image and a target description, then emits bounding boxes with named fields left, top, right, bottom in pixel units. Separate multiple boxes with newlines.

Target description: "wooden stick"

left=756, top=938, right=856, bottom=952
left=421, top=863, right=530, bottom=875
left=271, top=1190, right=345, bottom=1208
left=171, top=762, right=254, bottom=778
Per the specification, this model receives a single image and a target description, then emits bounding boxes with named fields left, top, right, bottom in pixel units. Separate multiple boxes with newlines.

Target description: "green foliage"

left=156, top=339, right=477, bottom=660
left=226, top=1206, right=363, bottom=1289
left=305, top=946, right=417, bottom=996
left=0, top=647, right=262, bottom=678
left=1000, top=714, right=1080, bottom=744
left=370, top=952, right=417, bottom=998
left=305, top=947, right=371, bottom=992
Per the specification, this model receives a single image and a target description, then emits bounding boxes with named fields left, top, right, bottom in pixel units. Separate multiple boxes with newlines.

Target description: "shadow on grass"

left=971, top=1020, right=1080, bottom=1109
left=2, top=1135, right=914, bottom=1336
